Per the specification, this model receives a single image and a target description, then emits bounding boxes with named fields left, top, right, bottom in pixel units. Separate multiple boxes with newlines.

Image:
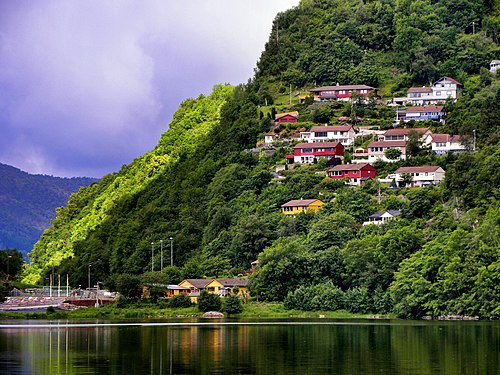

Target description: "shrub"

left=168, top=294, right=193, bottom=308
left=223, top=295, right=243, bottom=315
left=198, top=290, right=222, bottom=312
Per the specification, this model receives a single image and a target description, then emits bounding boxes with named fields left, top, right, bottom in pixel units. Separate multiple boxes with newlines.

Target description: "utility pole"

left=290, top=83, right=292, bottom=105
left=170, top=237, right=174, bottom=267
left=160, top=239, right=163, bottom=271
left=151, top=242, right=154, bottom=272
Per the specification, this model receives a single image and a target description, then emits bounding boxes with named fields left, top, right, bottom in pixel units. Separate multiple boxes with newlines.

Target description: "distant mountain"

left=0, top=163, right=98, bottom=257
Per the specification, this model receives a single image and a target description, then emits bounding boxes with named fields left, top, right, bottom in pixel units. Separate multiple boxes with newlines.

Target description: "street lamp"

left=151, top=242, right=154, bottom=272
left=6, top=255, right=12, bottom=280
left=160, top=239, right=163, bottom=271
left=170, top=237, right=173, bottom=267
left=88, top=264, right=92, bottom=290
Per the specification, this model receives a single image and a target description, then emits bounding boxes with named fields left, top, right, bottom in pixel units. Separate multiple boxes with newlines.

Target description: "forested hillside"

left=24, top=0, right=499, bottom=318
left=0, top=163, right=97, bottom=257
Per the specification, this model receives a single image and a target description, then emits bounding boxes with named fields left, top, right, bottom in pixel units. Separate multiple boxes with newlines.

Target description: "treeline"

left=256, top=0, right=498, bottom=92
left=22, top=0, right=500, bottom=318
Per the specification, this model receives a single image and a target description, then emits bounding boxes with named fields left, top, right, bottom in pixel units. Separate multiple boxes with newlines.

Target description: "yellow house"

left=281, top=199, right=325, bottom=216
left=205, top=278, right=250, bottom=300
left=178, top=279, right=212, bottom=303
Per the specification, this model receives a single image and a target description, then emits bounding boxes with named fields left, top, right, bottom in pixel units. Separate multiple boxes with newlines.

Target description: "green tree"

left=223, top=295, right=243, bottom=315
left=384, top=147, right=402, bottom=160
left=198, top=290, right=222, bottom=312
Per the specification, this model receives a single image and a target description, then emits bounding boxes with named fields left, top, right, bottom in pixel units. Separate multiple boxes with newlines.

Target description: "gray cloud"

left=0, top=0, right=298, bottom=177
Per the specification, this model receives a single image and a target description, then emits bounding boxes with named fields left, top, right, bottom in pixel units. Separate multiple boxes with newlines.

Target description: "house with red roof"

left=405, top=106, right=445, bottom=122
left=367, top=140, right=407, bottom=163
left=327, top=163, right=376, bottom=186
left=310, top=84, right=378, bottom=101
left=382, top=128, right=432, bottom=142
left=428, top=134, right=466, bottom=155
left=274, top=111, right=299, bottom=124
left=390, top=166, right=445, bottom=187
left=281, top=199, right=325, bottom=216
left=290, top=142, right=344, bottom=164
left=300, top=125, right=356, bottom=145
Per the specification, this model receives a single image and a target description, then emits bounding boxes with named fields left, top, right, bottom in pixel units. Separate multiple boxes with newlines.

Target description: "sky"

left=0, top=0, right=299, bottom=178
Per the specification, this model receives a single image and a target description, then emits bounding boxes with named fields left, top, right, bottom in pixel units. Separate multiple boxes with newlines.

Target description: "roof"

left=310, top=125, right=353, bottom=132
left=211, top=278, right=250, bottom=287
left=408, top=87, right=433, bottom=93
left=395, top=166, right=443, bottom=174
left=310, top=84, right=376, bottom=92
left=384, top=128, right=430, bottom=136
left=491, top=60, right=500, bottom=64
left=294, top=142, right=342, bottom=149
left=275, top=111, right=299, bottom=120
left=369, top=210, right=401, bottom=219
left=180, top=279, right=212, bottom=289
left=434, top=76, right=462, bottom=86
left=281, top=199, right=323, bottom=208
left=431, top=134, right=461, bottom=143
left=265, top=133, right=278, bottom=137
left=328, top=163, right=373, bottom=172
left=368, top=140, right=407, bottom=147
left=406, top=106, right=444, bottom=113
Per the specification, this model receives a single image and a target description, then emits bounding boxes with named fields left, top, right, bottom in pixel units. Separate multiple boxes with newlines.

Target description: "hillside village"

left=253, top=73, right=480, bottom=225
left=5, top=0, right=500, bottom=319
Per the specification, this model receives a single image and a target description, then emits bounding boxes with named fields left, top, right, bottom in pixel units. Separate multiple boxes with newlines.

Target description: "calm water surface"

left=0, top=319, right=498, bottom=374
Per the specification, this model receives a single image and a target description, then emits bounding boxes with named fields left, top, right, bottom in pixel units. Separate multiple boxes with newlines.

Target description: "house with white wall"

left=300, top=125, right=356, bottom=145
left=389, top=166, right=445, bottom=187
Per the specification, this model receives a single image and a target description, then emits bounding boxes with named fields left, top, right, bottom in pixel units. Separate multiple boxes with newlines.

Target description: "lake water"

left=0, top=319, right=498, bottom=374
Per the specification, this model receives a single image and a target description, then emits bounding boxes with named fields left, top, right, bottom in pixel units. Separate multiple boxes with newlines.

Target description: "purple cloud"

left=0, top=1, right=298, bottom=177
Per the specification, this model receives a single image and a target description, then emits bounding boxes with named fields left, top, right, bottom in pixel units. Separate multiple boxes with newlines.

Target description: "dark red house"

left=310, top=84, right=377, bottom=101
left=292, top=142, right=344, bottom=164
left=327, top=163, right=376, bottom=186
left=275, top=111, right=299, bottom=124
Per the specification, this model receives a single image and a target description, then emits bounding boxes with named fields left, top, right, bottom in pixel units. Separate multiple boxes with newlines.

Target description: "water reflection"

left=0, top=320, right=498, bottom=374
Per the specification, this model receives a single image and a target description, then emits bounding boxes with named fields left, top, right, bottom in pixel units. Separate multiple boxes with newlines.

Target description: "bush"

left=284, top=281, right=344, bottom=311
left=168, top=294, right=193, bottom=308
left=198, top=290, right=222, bottom=312
left=343, top=287, right=372, bottom=313
left=223, top=295, right=243, bottom=315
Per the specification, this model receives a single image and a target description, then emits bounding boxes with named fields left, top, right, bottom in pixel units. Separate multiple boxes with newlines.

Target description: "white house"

left=394, top=77, right=462, bottom=105
left=404, top=106, right=445, bottom=122
left=490, top=60, right=500, bottom=75
left=381, top=128, right=432, bottom=142
left=427, top=134, right=466, bottom=155
left=367, top=140, right=407, bottom=163
left=300, top=125, right=356, bottom=145
left=363, top=210, right=401, bottom=226
left=264, top=133, right=278, bottom=145
left=390, top=166, right=445, bottom=188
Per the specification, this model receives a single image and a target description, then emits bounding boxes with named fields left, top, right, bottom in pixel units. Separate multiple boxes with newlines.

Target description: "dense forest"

left=0, top=163, right=97, bottom=257
left=21, top=0, right=499, bottom=318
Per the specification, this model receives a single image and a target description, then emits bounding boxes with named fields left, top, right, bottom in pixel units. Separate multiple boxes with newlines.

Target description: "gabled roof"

left=294, top=142, right=342, bottom=149
left=328, top=163, right=373, bottom=172
left=408, top=87, right=433, bottom=93
left=180, top=279, right=212, bottom=289
left=384, top=128, right=430, bottom=136
left=368, top=140, right=407, bottom=147
left=369, top=210, right=401, bottom=219
left=431, top=134, right=461, bottom=143
left=395, top=166, right=443, bottom=174
left=310, top=125, right=353, bottom=132
left=434, top=76, right=462, bottom=86
left=211, top=278, right=250, bottom=288
left=281, top=199, right=323, bottom=208
left=406, top=106, right=444, bottom=113
left=275, top=111, right=299, bottom=120
left=310, top=84, right=376, bottom=92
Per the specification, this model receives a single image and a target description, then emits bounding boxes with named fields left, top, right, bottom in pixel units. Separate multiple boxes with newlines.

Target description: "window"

left=315, top=131, right=327, bottom=137
left=436, top=91, right=441, bottom=96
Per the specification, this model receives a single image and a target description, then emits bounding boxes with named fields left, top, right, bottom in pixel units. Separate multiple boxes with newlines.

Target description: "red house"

left=310, top=84, right=377, bottom=101
left=292, top=142, right=344, bottom=164
left=327, top=163, right=376, bottom=186
left=275, top=111, right=299, bottom=124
